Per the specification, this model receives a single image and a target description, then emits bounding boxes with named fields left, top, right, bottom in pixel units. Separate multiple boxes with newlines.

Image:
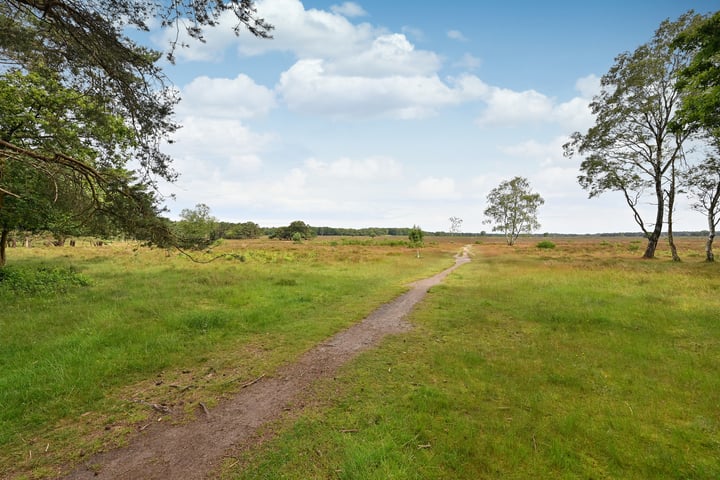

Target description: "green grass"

left=228, top=239, right=720, bottom=479
left=0, top=238, right=458, bottom=477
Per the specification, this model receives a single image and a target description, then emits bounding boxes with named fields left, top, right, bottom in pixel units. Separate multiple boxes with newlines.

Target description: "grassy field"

left=221, top=237, right=720, bottom=479
left=0, top=237, right=459, bottom=478
left=1, top=235, right=719, bottom=479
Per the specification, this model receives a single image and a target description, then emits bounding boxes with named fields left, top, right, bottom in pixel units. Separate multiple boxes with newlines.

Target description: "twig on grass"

left=241, top=374, right=266, bottom=388
left=131, top=398, right=172, bottom=415
left=199, top=402, right=210, bottom=418
left=221, top=373, right=266, bottom=388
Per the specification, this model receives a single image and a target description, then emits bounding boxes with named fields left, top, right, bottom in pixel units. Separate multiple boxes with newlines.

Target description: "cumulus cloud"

left=328, top=33, right=441, bottom=77
left=304, top=156, right=402, bottom=179
left=414, top=177, right=460, bottom=199
left=154, top=0, right=379, bottom=61
left=277, top=59, right=463, bottom=118
left=499, top=136, right=573, bottom=166
left=475, top=87, right=555, bottom=126
left=474, top=77, right=595, bottom=130
left=575, top=74, right=601, bottom=98
left=166, top=116, right=272, bottom=175
left=330, top=1, right=367, bottom=17
left=177, top=74, right=276, bottom=119
left=237, top=0, right=380, bottom=58
left=532, top=166, right=585, bottom=200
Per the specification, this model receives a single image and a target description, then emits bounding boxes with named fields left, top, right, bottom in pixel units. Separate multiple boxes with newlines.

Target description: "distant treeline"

left=211, top=221, right=711, bottom=240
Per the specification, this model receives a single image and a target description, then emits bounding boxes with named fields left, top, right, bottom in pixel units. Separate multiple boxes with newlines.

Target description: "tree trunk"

left=666, top=160, right=681, bottom=262
left=668, top=228, right=680, bottom=262
left=0, top=228, right=8, bottom=267
left=643, top=172, right=665, bottom=259
left=706, top=211, right=716, bottom=262
left=707, top=233, right=715, bottom=262
left=643, top=233, right=659, bottom=259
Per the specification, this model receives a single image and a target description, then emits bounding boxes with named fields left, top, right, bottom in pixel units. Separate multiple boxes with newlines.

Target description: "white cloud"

left=475, top=87, right=554, bottom=126
left=414, top=177, right=460, bottom=199
left=447, top=30, right=468, bottom=41
left=575, top=74, right=601, bottom=98
left=238, top=0, right=380, bottom=58
left=304, top=156, right=402, bottom=179
left=153, top=9, right=240, bottom=62
left=277, top=59, right=462, bottom=118
left=330, top=2, right=367, bottom=17
left=553, top=96, right=595, bottom=130
left=154, top=0, right=380, bottom=61
left=328, top=33, right=441, bottom=77
left=474, top=77, right=596, bottom=130
left=499, top=136, right=573, bottom=166
left=533, top=166, right=583, bottom=200
left=177, top=74, right=276, bottom=119
left=166, top=116, right=272, bottom=176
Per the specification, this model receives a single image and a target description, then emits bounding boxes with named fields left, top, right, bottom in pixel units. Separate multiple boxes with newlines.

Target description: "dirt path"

left=64, top=247, right=472, bottom=479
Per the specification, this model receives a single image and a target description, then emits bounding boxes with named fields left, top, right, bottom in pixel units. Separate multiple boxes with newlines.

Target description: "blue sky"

left=147, top=0, right=719, bottom=233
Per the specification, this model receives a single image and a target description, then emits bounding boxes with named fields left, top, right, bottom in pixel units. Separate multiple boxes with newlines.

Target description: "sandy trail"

left=64, top=247, right=471, bottom=479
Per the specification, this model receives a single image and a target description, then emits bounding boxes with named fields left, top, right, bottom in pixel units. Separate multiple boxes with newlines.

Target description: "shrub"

left=536, top=240, right=556, bottom=249
left=0, top=266, right=90, bottom=295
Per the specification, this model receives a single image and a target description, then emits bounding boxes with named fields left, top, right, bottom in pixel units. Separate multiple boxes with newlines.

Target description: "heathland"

left=1, top=236, right=718, bottom=479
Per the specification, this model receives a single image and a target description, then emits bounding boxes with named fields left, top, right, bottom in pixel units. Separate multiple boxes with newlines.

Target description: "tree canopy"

left=483, top=176, right=544, bottom=246
left=564, top=12, right=702, bottom=259
left=0, top=0, right=272, bottom=264
left=673, top=11, right=720, bottom=138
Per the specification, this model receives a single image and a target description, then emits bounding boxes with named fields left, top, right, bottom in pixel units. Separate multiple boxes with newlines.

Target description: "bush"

left=536, top=240, right=556, bottom=249
left=0, top=265, right=91, bottom=295
left=408, top=225, right=424, bottom=247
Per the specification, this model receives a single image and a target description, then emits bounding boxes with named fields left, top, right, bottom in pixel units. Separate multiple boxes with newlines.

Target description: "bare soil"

left=63, top=248, right=471, bottom=479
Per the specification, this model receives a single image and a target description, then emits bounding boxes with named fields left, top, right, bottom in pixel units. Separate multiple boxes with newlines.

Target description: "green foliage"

left=536, top=240, right=556, bottom=249
left=0, top=1, right=272, bottom=264
left=483, top=176, right=544, bottom=245
left=564, top=12, right=702, bottom=258
left=0, top=70, right=170, bottom=264
left=673, top=11, right=720, bottom=138
left=173, top=203, right=218, bottom=250
left=408, top=225, right=424, bottom=247
left=271, top=220, right=316, bottom=241
left=220, top=221, right=262, bottom=239
left=0, top=265, right=90, bottom=295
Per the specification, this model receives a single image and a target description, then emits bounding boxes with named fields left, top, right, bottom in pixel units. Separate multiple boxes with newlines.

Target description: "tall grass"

left=228, top=237, right=720, bottom=479
left=0, top=238, right=458, bottom=477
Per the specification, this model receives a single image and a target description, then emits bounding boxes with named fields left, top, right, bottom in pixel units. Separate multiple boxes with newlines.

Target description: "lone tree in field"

left=563, top=12, right=702, bottom=260
left=0, top=1, right=272, bottom=264
left=483, top=176, right=544, bottom=246
left=408, top=225, right=424, bottom=247
left=174, top=203, right=218, bottom=250
left=448, top=216, right=463, bottom=235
